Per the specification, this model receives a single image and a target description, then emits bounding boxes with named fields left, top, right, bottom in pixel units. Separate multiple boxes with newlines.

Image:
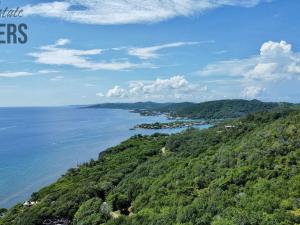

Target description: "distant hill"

left=88, top=101, right=173, bottom=110
left=165, top=99, right=289, bottom=119
left=88, top=99, right=291, bottom=119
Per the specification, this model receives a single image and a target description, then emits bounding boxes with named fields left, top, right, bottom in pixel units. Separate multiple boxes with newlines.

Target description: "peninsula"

left=131, top=120, right=209, bottom=130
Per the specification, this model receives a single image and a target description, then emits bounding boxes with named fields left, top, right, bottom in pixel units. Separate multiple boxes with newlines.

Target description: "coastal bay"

left=0, top=107, right=208, bottom=208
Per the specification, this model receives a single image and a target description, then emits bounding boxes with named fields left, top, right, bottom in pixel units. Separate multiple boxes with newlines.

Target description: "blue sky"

left=0, top=0, right=300, bottom=106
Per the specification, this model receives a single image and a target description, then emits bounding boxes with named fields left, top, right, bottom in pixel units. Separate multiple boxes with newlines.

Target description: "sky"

left=0, top=0, right=300, bottom=106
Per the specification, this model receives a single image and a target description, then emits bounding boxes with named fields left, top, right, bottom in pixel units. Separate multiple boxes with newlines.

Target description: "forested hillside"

left=88, top=99, right=288, bottom=119
left=164, top=99, right=284, bottom=119
left=1, top=109, right=300, bottom=225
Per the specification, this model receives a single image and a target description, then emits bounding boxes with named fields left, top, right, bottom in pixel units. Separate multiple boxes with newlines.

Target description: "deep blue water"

left=0, top=107, right=209, bottom=208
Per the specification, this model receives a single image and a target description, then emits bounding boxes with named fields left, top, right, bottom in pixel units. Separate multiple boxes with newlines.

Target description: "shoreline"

left=0, top=108, right=196, bottom=209
left=130, top=120, right=212, bottom=130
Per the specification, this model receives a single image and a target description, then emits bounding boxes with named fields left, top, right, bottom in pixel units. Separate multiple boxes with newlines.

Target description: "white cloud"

left=246, top=62, right=278, bottom=81
left=105, top=75, right=205, bottom=100
left=129, top=75, right=189, bottom=94
left=0, top=72, right=32, bottom=78
left=0, top=70, right=60, bottom=78
left=198, top=40, right=300, bottom=99
left=38, top=70, right=59, bottom=74
left=199, top=40, right=300, bottom=82
left=22, top=0, right=270, bottom=25
left=96, top=92, right=104, bottom=97
left=29, top=39, right=152, bottom=71
left=242, top=86, right=265, bottom=98
left=260, top=40, right=292, bottom=56
left=199, top=58, right=256, bottom=77
left=106, top=86, right=127, bottom=98
left=128, top=42, right=200, bottom=60
left=55, top=38, right=71, bottom=46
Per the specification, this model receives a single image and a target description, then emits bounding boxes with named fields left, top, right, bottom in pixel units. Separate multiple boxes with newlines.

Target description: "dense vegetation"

left=164, top=99, right=287, bottom=119
left=132, top=120, right=207, bottom=130
left=88, top=99, right=289, bottom=119
left=1, top=108, right=300, bottom=225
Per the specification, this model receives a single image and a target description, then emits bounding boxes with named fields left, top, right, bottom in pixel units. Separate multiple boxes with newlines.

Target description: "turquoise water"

left=0, top=107, right=209, bottom=208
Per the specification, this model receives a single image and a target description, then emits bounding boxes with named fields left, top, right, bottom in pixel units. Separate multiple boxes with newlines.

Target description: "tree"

left=73, top=197, right=111, bottom=225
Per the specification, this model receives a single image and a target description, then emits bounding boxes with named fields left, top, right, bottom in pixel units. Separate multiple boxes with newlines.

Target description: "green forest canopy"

left=1, top=108, right=300, bottom=225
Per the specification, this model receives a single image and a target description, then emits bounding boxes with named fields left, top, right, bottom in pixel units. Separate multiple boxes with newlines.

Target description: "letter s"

left=18, top=23, right=27, bottom=44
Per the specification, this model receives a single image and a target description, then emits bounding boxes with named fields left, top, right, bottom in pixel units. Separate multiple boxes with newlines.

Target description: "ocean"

left=0, top=107, right=209, bottom=208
